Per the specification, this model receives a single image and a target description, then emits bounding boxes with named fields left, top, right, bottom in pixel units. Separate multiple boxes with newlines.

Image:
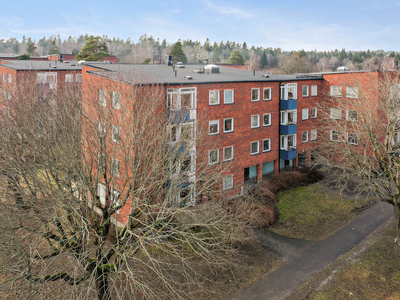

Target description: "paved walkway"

left=230, top=201, right=394, bottom=300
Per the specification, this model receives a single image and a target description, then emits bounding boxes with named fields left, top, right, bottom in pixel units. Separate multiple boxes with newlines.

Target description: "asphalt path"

left=230, top=201, right=394, bottom=300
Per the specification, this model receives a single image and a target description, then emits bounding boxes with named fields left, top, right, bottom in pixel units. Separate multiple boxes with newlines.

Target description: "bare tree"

left=316, top=71, right=400, bottom=243
left=278, top=52, right=315, bottom=74
left=0, top=73, right=250, bottom=299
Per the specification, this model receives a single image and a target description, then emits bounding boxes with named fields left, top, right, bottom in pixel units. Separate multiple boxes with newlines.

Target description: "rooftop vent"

left=337, top=66, right=348, bottom=72
left=204, top=64, right=219, bottom=73
left=184, top=75, right=193, bottom=80
left=262, top=74, right=269, bottom=78
left=165, top=55, right=173, bottom=66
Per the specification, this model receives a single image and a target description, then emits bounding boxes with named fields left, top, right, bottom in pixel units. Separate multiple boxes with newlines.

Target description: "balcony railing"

left=280, top=148, right=297, bottom=160
left=280, top=98, right=297, bottom=110
left=280, top=124, right=297, bottom=135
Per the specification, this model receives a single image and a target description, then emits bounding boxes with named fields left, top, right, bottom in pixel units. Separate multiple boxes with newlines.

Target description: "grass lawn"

left=289, top=222, right=400, bottom=300
left=269, top=183, right=371, bottom=241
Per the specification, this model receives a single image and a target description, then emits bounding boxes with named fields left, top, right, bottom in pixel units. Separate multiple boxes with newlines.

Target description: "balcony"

left=280, top=147, right=297, bottom=160
left=280, top=124, right=297, bottom=135
left=167, top=109, right=190, bottom=123
left=280, top=99, right=297, bottom=110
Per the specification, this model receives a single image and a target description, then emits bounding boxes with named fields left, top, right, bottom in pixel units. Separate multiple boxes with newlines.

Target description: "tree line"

left=1, top=34, right=399, bottom=73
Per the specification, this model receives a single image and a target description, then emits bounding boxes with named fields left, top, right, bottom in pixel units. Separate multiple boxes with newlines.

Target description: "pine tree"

left=260, top=50, right=268, bottom=69
left=227, top=50, right=245, bottom=64
left=169, top=41, right=187, bottom=63
left=75, top=36, right=109, bottom=61
left=48, top=40, right=59, bottom=55
left=26, top=39, right=37, bottom=56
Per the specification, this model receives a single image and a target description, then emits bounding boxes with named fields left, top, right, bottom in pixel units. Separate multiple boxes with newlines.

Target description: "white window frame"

left=224, top=118, right=234, bottom=133
left=347, top=133, right=358, bottom=145
left=251, top=141, right=260, bottom=155
left=281, top=83, right=297, bottom=100
left=311, top=129, right=317, bottom=141
left=302, top=86, right=309, bottom=97
left=76, top=74, right=82, bottom=82
left=224, top=90, right=234, bottom=104
left=311, top=85, right=318, bottom=96
left=302, top=108, right=309, bottom=120
left=311, top=107, right=317, bottom=118
left=2, top=74, right=6, bottom=82
left=209, top=120, right=219, bottom=135
left=251, top=115, right=260, bottom=128
left=263, top=88, right=271, bottom=101
left=280, top=109, right=297, bottom=125
left=330, top=86, right=342, bottom=97
left=251, top=88, right=260, bottom=102
left=223, top=175, right=233, bottom=190
left=112, top=91, right=122, bottom=109
left=98, top=122, right=106, bottom=137
left=209, top=149, right=219, bottom=165
left=346, top=87, right=359, bottom=99
left=302, top=131, right=309, bottom=143
left=330, top=108, right=342, bottom=119
left=263, top=113, right=271, bottom=126
left=223, top=146, right=234, bottom=161
left=7, top=74, right=12, bottom=83
left=209, top=90, right=220, bottom=105
left=330, top=130, right=341, bottom=142
left=263, top=139, right=271, bottom=152
left=280, top=134, right=297, bottom=150
left=111, top=158, right=120, bottom=175
left=99, top=90, right=107, bottom=107
left=65, top=74, right=73, bottom=83
left=346, top=110, right=358, bottom=121
left=111, top=125, right=120, bottom=143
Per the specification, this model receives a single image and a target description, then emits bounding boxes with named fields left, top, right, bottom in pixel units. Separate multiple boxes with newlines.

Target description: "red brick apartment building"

left=81, top=63, right=323, bottom=202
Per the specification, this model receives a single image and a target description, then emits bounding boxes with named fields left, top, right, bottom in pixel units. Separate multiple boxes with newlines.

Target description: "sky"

left=1, top=0, right=400, bottom=51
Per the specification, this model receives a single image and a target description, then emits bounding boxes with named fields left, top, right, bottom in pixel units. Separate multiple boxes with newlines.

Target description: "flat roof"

left=85, top=63, right=323, bottom=85
left=0, top=60, right=82, bottom=71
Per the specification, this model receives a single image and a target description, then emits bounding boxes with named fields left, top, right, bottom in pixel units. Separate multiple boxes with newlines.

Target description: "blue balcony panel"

left=280, top=99, right=297, bottom=110
left=280, top=124, right=297, bottom=135
left=280, top=149, right=297, bottom=160
left=167, top=109, right=190, bottom=124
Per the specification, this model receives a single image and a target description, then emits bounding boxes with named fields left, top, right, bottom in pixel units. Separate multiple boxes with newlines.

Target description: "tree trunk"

left=96, top=270, right=111, bottom=300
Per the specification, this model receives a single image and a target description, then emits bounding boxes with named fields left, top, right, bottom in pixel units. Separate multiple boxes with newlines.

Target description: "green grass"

left=311, top=224, right=400, bottom=300
left=269, top=184, right=369, bottom=241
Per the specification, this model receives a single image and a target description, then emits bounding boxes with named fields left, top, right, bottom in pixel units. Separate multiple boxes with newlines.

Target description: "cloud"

left=198, top=0, right=252, bottom=19
left=0, top=17, right=23, bottom=28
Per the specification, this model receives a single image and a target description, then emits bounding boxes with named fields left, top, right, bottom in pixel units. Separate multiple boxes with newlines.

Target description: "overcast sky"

left=1, top=0, right=400, bottom=51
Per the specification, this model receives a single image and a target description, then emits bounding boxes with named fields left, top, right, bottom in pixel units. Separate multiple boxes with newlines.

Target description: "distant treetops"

left=75, top=35, right=109, bottom=61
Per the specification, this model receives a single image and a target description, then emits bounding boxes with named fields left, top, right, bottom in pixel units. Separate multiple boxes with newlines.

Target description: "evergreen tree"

left=260, top=50, right=268, bottom=68
left=17, top=54, right=30, bottom=60
left=26, top=39, right=37, bottom=56
left=75, top=35, right=109, bottom=61
left=169, top=41, right=187, bottom=63
left=143, top=57, right=151, bottom=64
left=48, top=40, right=59, bottom=55
left=227, top=50, right=245, bottom=64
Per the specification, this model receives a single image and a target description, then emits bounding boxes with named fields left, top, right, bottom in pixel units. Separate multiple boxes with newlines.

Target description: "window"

left=311, top=129, right=317, bottom=141
left=181, top=123, right=194, bottom=140
left=281, top=83, right=297, bottom=100
left=98, top=154, right=106, bottom=171
left=263, top=113, right=271, bottom=126
left=346, top=110, right=358, bottom=121
left=394, top=132, right=400, bottom=144
left=251, top=115, right=260, bottom=128
left=280, top=134, right=296, bottom=150
left=223, top=146, right=233, bottom=161
left=99, top=90, right=107, bottom=107
left=263, top=88, right=271, bottom=100
left=168, top=125, right=178, bottom=142
left=280, top=110, right=297, bottom=125
left=302, top=131, right=309, bottom=142
left=224, top=118, right=234, bottom=133
left=251, top=88, right=260, bottom=101
left=112, top=125, right=120, bottom=142
left=98, top=122, right=106, bottom=137
left=181, top=93, right=192, bottom=109
left=209, top=120, right=219, bottom=135
left=209, top=149, right=219, bottom=164
left=347, top=133, right=358, bottom=145
left=181, top=155, right=192, bottom=172
left=2, top=74, right=6, bottom=82
left=224, top=90, right=234, bottom=104
left=7, top=74, right=12, bottom=83
left=331, top=130, right=341, bottom=141
left=330, top=108, right=342, bottom=119
left=76, top=74, right=82, bottom=82
left=223, top=175, right=233, bottom=190
left=65, top=74, right=73, bottom=82
left=168, top=89, right=179, bottom=110
left=330, top=86, right=342, bottom=97
left=263, top=139, right=271, bottom=152
left=346, top=87, right=359, bottom=98
left=111, top=158, right=120, bottom=175
left=209, top=90, right=220, bottom=105
left=302, top=108, right=309, bottom=120
left=311, top=85, right=318, bottom=96
left=311, top=107, right=317, bottom=118
left=251, top=141, right=259, bottom=155
left=112, top=92, right=122, bottom=109
left=97, top=183, right=106, bottom=205
left=302, top=86, right=309, bottom=97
